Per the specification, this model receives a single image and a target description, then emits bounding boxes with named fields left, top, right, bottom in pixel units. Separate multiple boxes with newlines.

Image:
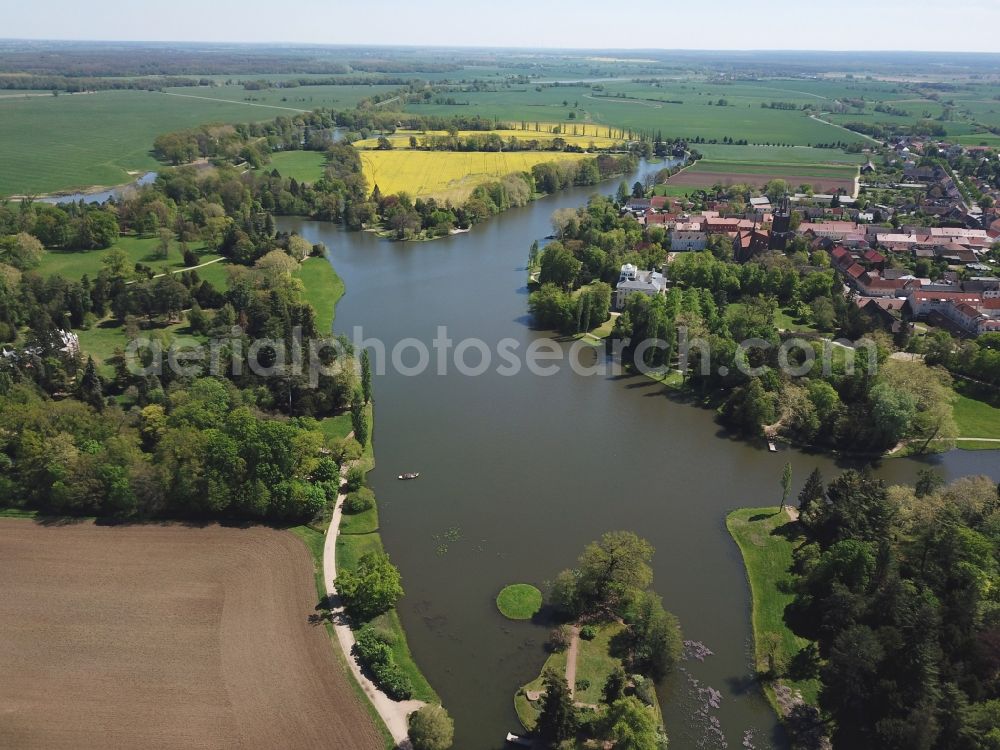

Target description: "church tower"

left=769, top=195, right=793, bottom=250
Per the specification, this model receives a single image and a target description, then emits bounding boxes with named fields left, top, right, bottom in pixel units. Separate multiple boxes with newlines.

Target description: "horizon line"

left=1, top=37, right=999, bottom=57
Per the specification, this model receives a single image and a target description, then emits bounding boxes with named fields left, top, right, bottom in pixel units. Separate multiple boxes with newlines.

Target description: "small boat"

left=767, top=441, right=778, bottom=453
left=506, top=733, right=532, bottom=747
left=397, top=472, right=420, bottom=480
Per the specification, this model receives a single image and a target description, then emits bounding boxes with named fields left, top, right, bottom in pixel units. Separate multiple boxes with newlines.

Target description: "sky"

left=5, top=0, right=1000, bottom=53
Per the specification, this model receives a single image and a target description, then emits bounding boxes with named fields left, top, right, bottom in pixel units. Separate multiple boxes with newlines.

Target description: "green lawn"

left=952, top=387, right=1000, bottom=442
left=267, top=150, right=328, bottom=183
left=294, top=256, right=345, bottom=335
left=515, top=621, right=661, bottom=732
left=77, top=317, right=198, bottom=376
left=726, top=507, right=820, bottom=711
left=515, top=650, right=569, bottom=731
left=574, top=622, right=628, bottom=707
left=319, top=413, right=355, bottom=442
left=340, top=505, right=380, bottom=536
left=496, top=584, right=543, bottom=620
left=35, top=237, right=219, bottom=280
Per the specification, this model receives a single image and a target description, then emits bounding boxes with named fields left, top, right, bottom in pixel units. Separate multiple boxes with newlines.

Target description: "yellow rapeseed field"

left=358, top=150, right=589, bottom=202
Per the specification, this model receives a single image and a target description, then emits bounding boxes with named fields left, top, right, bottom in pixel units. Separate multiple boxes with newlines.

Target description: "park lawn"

left=952, top=388, right=1000, bottom=441
left=340, top=506, right=380, bottom=536
left=357, top=149, right=588, bottom=202
left=319, top=412, right=355, bottom=442
left=515, top=621, right=662, bottom=731
left=35, top=237, right=218, bottom=280
left=727, top=507, right=820, bottom=711
left=515, top=649, right=569, bottom=731
left=294, top=256, right=345, bottom=335
left=574, top=622, right=627, bottom=706
left=267, top=150, right=328, bottom=183
left=77, top=317, right=200, bottom=376
left=774, top=306, right=820, bottom=334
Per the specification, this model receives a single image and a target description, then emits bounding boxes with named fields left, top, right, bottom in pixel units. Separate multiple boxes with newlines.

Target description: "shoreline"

left=305, top=251, right=440, bottom=745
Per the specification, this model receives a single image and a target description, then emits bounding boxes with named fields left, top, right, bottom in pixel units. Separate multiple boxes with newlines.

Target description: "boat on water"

left=398, top=472, right=420, bottom=480
left=768, top=441, right=778, bottom=453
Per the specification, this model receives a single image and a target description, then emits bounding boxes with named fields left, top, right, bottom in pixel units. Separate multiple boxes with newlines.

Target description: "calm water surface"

left=278, top=165, right=999, bottom=750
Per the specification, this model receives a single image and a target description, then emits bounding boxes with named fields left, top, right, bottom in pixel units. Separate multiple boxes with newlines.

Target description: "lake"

left=277, top=164, right=1000, bottom=750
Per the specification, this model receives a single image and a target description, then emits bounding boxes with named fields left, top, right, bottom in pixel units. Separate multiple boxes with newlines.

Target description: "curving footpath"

left=323, top=464, right=425, bottom=746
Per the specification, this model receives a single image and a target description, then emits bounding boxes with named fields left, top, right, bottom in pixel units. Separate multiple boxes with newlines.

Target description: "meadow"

left=268, top=150, right=328, bottom=183
left=357, top=149, right=588, bottom=201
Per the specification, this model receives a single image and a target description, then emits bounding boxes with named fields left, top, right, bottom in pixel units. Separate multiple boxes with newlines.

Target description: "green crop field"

left=162, top=82, right=401, bottom=112
left=0, top=87, right=377, bottom=198
left=685, top=160, right=858, bottom=178
left=691, top=144, right=867, bottom=164
left=408, top=85, right=866, bottom=146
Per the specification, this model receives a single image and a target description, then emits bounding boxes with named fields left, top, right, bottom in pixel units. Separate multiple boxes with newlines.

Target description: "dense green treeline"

left=781, top=469, right=1000, bottom=750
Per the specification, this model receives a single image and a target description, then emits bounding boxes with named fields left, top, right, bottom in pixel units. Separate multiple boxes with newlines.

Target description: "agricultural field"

left=0, top=88, right=338, bottom=198
left=667, top=159, right=859, bottom=195
left=353, top=125, right=623, bottom=150
left=406, top=82, right=870, bottom=146
left=0, top=520, right=382, bottom=750
left=357, top=149, right=588, bottom=201
left=690, top=144, right=867, bottom=165
left=162, top=82, right=401, bottom=112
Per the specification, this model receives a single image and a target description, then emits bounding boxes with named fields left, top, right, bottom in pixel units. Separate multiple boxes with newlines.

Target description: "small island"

left=514, top=532, right=680, bottom=749
left=496, top=584, right=543, bottom=620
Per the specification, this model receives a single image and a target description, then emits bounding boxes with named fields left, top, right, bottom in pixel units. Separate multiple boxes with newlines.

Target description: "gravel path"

left=323, top=464, right=425, bottom=745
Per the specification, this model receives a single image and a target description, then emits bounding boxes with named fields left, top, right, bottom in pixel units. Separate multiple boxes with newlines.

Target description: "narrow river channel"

left=277, top=163, right=1000, bottom=750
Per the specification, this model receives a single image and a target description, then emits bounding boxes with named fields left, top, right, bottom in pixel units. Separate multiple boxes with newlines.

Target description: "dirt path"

left=160, top=90, right=309, bottom=113
left=564, top=625, right=581, bottom=698
left=323, top=463, right=425, bottom=745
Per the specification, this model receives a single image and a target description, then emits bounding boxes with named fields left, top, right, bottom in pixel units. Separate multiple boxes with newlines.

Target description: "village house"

left=670, top=221, right=707, bottom=251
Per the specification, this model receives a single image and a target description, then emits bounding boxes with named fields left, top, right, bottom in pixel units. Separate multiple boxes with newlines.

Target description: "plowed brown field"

left=0, top=520, right=381, bottom=750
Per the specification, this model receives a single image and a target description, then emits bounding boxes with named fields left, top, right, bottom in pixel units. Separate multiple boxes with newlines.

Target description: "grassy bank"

left=726, top=507, right=820, bottom=713
left=953, top=385, right=1000, bottom=449
left=294, top=255, right=345, bottom=335
left=335, top=415, right=439, bottom=703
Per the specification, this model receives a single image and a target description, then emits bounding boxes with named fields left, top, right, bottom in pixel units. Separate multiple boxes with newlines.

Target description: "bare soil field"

left=0, top=519, right=381, bottom=750
left=668, top=170, right=856, bottom=195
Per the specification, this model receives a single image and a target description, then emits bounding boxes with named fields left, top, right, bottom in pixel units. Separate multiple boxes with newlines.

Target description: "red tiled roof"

left=846, top=263, right=866, bottom=279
